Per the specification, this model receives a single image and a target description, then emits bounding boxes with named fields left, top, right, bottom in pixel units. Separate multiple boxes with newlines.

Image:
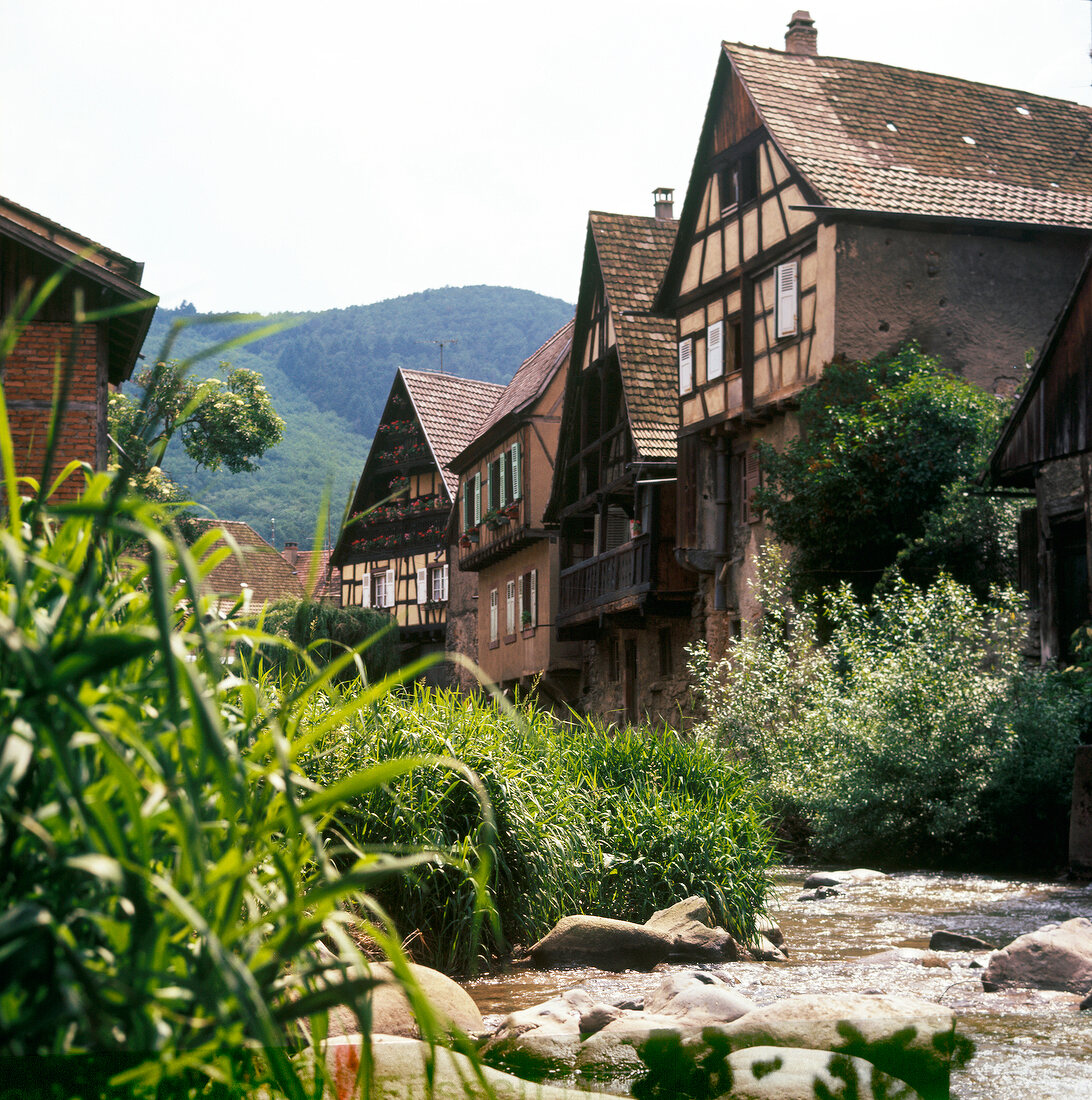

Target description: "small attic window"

left=962, top=135, right=977, bottom=145
left=886, top=122, right=898, bottom=132
left=1016, top=106, right=1031, bottom=116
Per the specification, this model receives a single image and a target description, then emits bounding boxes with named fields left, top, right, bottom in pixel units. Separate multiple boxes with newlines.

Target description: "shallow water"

left=464, top=868, right=1092, bottom=1098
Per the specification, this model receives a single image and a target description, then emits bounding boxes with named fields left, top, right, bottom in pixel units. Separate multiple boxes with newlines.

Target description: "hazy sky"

left=4, top=1, right=1092, bottom=314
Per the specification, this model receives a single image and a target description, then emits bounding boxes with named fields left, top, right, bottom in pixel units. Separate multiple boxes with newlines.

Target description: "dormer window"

left=718, top=147, right=758, bottom=214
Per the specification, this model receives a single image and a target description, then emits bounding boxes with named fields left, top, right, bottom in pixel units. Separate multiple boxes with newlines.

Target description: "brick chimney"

left=785, top=10, right=817, bottom=56
left=283, top=540, right=298, bottom=568
left=653, top=187, right=674, bottom=221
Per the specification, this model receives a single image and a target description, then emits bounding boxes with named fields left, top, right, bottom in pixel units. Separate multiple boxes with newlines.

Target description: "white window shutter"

left=678, top=338, right=693, bottom=394
left=417, top=566, right=427, bottom=604
left=361, top=571, right=371, bottom=608
left=489, top=588, right=498, bottom=643
left=384, top=568, right=395, bottom=607
left=707, top=320, right=724, bottom=381
left=511, top=441, right=522, bottom=499
left=776, top=261, right=799, bottom=338
left=530, top=568, right=537, bottom=627
left=440, top=563, right=449, bottom=601
left=474, top=472, right=482, bottom=525
left=517, top=575, right=524, bottom=627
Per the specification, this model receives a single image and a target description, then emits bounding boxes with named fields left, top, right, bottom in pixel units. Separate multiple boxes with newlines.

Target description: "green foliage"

left=690, top=548, right=1089, bottom=869
left=0, top=299, right=486, bottom=1096
left=303, top=686, right=775, bottom=972
left=252, top=597, right=400, bottom=683
left=109, top=358, right=284, bottom=504
left=140, top=287, right=573, bottom=544
left=755, top=343, right=1014, bottom=597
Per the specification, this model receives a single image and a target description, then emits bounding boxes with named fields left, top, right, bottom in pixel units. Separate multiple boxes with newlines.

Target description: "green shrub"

left=0, top=295, right=486, bottom=1097
left=690, top=548, right=1088, bottom=869
left=303, top=686, right=775, bottom=971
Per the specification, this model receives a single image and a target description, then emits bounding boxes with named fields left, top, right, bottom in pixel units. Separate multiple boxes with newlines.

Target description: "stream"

left=465, top=868, right=1092, bottom=1098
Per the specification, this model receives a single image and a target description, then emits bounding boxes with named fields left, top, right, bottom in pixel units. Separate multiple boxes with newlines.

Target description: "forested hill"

left=140, top=286, right=574, bottom=548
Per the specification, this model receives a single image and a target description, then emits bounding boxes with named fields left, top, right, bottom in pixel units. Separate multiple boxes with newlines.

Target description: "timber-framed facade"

left=332, top=368, right=504, bottom=677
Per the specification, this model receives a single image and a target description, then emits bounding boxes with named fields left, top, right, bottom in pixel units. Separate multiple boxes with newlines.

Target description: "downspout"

left=714, top=434, right=729, bottom=611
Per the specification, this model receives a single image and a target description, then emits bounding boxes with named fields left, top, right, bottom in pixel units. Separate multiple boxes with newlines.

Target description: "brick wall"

left=2, top=321, right=104, bottom=499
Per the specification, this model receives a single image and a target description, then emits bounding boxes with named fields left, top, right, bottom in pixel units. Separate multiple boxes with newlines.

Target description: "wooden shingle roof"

left=725, top=43, right=1092, bottom=227
left=400, top=368, right=506, bottom=496
left=192, top=519, right=305, bottom=613
left=590, top=212, right=679, bottom=459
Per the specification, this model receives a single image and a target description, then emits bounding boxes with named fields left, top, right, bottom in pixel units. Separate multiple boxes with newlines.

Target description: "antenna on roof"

left=425, top=338, right=458, bottom=373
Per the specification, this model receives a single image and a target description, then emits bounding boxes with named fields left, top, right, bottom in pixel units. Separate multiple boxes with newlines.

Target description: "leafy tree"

left=754, top=343, right=1014, bottom=598
left=109, top=359, right=284, bottom=502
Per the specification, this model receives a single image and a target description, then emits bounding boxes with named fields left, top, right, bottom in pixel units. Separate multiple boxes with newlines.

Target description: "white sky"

left=4, top=1, right=1092, bottom=314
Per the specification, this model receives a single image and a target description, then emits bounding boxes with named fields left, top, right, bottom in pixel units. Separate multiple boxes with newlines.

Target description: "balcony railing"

left=558, top=534, right=652, bottom=619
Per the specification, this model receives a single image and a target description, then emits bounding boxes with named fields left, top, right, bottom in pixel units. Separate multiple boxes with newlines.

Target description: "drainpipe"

left=714, top=435, right=729, bottom=611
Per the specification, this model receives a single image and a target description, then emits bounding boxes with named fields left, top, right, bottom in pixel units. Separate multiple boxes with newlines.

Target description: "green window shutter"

left=511, top=440, right=522, bottom=499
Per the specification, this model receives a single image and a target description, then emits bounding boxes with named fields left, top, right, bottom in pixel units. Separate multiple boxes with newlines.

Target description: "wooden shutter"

left=361, top=571, right=371, bottom=608
left=678, top=338, right=693, bottom=394
left=517, top=574, right=524, bottom=627
left=511, top=440, right=522, bottom=499
left=742, top=448, right=761, bottom=524
left=384, top=568, right=395, bottom=607
left=417, top=566, right=428, bottom=604
left=440, top=563, right=449, bottom=601
left=473, top=473, right=482, bottom=525
left=530, top=568, right=537, bottom=627
left=775, top=261, right=798, bottom=338
left=489, top=588, right=498, bottom=643
left=707, top=320, right=724, bottom=381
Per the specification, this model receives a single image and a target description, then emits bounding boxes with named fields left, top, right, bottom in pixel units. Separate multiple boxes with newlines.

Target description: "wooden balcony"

left=558, top=534, right=652, bottom=623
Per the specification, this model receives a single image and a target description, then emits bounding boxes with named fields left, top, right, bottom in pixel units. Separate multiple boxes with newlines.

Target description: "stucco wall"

left=832, top=223, right=1089, bottom=393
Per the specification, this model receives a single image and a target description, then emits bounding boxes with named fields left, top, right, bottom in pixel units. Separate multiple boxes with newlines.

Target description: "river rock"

left=747, top=933, right=787, bottom=961
left=929, top=930, right=997, bottom=952
left=803, top=868, right=888, bottom=888
left=574, top=1012, right=698, bottom=1081
left=718, top=1045, right=923, bottom=1100
left=323, top=1034, right=595, bottom=1100
left=524, top=915, right=673, bottom=971
left=644, top=969, right=756, bottom=1023
left=369, top=961, right=485, bottom=1039
left=982, top=917, right=1092, bottom=994
left=479, top=990, right=589, bottom=1074
left=1081, top=991, right=1092, bottom=1011
left=669, top=919, right=742, bottom=961
left=646, top=896, right=714, bottom=932
left=718, top=992, right=959, bottom=1100
left=797, top=887, right=842, bottom=901
left=755, top=913, right=785, bottom=948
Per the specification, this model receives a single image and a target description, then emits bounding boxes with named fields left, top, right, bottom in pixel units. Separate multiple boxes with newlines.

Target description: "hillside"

left=140, top=286, right=573, bottom=547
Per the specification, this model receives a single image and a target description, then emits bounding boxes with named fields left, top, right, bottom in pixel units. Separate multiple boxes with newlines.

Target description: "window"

left=678, top=338, right=693, bottom=395
left=373, top=568, right=396, bottom=609
left=718, top=147, right=758, bottom=213
left=489, top=588, right=498, bottom=644
left=505, top=579, right=516, bottom=636
left=463, top=477, right=475, bottom=530
left=707, top=320, right=724, bottom=382
left=489, top=457, right=502, bottom=510
left=416, top=563, right=448, bottom=604
left=775, top=261, right=799, bottom=339
left=520, top=569, right=537, bottom=628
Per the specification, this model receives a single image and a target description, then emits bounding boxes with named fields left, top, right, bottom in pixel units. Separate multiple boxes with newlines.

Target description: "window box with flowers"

left=483, top=509, right=509, bottom=531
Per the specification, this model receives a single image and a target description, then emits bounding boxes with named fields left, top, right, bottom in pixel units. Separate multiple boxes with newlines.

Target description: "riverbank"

left=465, top=868, right=1092, bottom=1098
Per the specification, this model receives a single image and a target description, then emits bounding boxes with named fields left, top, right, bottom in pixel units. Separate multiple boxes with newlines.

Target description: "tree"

left=754, top=343, right=1015, bottom=598
left=108, top=359, right=284, bottom=503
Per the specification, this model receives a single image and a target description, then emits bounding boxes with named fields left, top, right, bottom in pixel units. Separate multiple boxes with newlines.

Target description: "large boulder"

left=669, top=919, right=742, bottom=962
left=982, top=917, right=1092, bottom=994
left=644, top=970, right=755, bottom=1024
left=721, top=1045, right=923, bottom=1100
left=803, top=868, right=888, bottom=888
left=478, top=990, right=590, bottom=1075
left=523, top=915, right=674, bottom=971
left=646, top=896, right=714, bottom=932
left=369, top=962, right=485, bottom=1039
left=322, top=1034, right=595, bottom=1100
left=719, top=992, right=962, bottom=1100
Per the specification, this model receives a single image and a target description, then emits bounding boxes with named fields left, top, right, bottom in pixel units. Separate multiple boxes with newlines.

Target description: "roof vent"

left=653, top=187, right=674, bottom=220
left=785, top=10, right=817, bottom=56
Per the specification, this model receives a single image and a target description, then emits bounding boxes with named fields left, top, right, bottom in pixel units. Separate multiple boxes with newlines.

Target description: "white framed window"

left=519, top=568, right=538, bottom=629
left=506, top=579, right=516, bottom=636
left=373, top=568, right=395, bottom=609
left=678, top=338, right=693, bottom=395
left=707, top=320, right=724, bottom=381
left=775, top=261, right=799, bottom=339
left=431, top=563, right=449, bottom=602
left=489, top=588, right=498, bottom=643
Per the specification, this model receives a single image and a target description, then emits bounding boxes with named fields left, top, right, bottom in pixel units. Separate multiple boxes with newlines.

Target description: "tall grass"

left=0, top=290, right=488, bottom=1097
left=303, top=686, right=775, bottom=972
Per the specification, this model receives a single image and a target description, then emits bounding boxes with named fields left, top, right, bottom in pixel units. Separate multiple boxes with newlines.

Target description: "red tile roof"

left=725, top=43, right=1092, bottom=226
left=453, top=321, right=574, bottom=467
left=192, top=519, right=305, bottom=613
left=590, top=212, right=679, bottom=459
left=400, top=369, right=506, bottom=496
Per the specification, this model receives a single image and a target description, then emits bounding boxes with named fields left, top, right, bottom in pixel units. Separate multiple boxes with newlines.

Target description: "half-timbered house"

left=0, top=195, right=156, bottom=499
left=655, top=11, right=1092, bottom=648
left=332, top=368, right=504, bottom=678
left=448, top=321, right=580, bottom=702
left=543, top=196, right=696, bottom=725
